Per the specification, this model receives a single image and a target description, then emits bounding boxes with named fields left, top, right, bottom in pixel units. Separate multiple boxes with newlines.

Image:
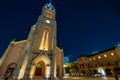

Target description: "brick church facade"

left=0, top=2, right=64, bottom=80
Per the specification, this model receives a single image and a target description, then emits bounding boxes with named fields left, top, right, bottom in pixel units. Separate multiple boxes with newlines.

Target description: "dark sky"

left=0, top=0, right=120, bottom=61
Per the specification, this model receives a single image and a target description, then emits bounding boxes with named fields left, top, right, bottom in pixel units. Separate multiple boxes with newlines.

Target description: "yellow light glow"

left=39, top=30, right=49, bottom=51
left=45, top=66, right=51, bottom=78
left=14, top=40, right=27, bottom=44
left=98, top=56, right=101, bottom=59
left=29, top=65, right=36, bottom=78
left=45, top=12, right=53, bottom=18
left=64, top=64, right=67, bottom=67
left=89, top=59, right=91, bottom=61
left=111, top=52, right=114, bottom=56
left=104, top=54, right=107, bottom=57
left=18, top=56, right=28, bottom=79
left=93, top=57, right=96, bottom=60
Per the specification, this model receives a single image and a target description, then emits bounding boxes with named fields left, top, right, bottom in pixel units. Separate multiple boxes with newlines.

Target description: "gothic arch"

left=39, top=29, right=50, bottom=51
left=4, top=63, right=17, bottom=79
left=34, top=61, right=45, bottom=77
left=113, top=67, right=120, bottom=75
left=105, top=68, right=112, bottom=76
left=93, top=69, right=97, bottom=74
left=35, top=27, right=54, bottom=52
left=29, top=55, right=51, bottom=78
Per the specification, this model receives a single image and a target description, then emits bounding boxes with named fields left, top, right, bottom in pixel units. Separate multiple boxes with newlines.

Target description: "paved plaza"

left=61, top=77, right=116, bottom=80
left=0, top=77, right=116, bottom=80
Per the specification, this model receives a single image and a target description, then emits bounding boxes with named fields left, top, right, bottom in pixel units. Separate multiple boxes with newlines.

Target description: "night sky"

left=0, top=0, right=120, bottom=61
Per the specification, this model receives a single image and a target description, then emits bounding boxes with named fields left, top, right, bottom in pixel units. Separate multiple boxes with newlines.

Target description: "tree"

left=65, top=62, right=78, bottom=73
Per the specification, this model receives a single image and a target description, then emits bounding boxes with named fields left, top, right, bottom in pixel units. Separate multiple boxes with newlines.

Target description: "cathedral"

left=0, top=2, right=64, bottom=80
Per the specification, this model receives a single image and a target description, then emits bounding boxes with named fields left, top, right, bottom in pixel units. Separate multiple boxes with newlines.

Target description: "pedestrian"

left=115, top=75, right=119, bottom=80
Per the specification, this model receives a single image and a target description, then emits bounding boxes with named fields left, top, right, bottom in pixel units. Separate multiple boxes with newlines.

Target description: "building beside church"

left=0, top=2, right=64, bottom=80
left=77, top=46, right=120, bottom=76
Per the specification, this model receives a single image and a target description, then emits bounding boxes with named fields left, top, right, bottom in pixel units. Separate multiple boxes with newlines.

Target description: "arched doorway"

left=105, top=68, right=112, bottom=76
left=30, top=55, right=51, bottom=79
left=93, top=69, right=97, bottom=74
left=81, top=70, right=86, bottom=76
left=113, top=67, right=120, bottom=75
left=4, top=63, right=17, bottom=79
left=87, top=70, right=92, bottom=76
left=34, top=61, right=45, bottom=78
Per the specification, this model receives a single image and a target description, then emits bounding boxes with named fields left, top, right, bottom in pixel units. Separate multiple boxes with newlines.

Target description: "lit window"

left=104, top=54, right=107, bottom=58
left=89, top=59, right=91, bottom=61
left=111, top=52, right=114, bottom=56
left=39, top=29, right=49, bottom=51
left=93, top=57, right=96, bottom=60
left=98, top=56, right=101, bottom=59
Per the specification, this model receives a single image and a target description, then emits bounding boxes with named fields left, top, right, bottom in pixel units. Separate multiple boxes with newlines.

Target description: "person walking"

left=115, top=75, right=119, bottom=80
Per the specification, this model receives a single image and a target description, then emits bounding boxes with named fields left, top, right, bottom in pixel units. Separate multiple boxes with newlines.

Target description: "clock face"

left=46, top=20, right=50, bottom=24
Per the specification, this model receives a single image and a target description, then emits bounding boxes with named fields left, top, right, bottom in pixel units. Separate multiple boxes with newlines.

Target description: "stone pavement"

left=59, top=77, right=116, bottom=80
left=0, top=77, right=116, bottom=80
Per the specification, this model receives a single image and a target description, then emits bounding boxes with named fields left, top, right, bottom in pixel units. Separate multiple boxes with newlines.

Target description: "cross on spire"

left=46, top=0, right=54, bottom=9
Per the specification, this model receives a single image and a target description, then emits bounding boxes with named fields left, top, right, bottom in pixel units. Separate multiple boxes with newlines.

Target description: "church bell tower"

left=12, top=2, right=57, bottom=80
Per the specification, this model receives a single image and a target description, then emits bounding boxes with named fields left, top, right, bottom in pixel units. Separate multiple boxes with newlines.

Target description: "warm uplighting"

left=104, top=54, right=107, bottom=57
left=111, top=52, right=114, bottom=56
left=98, top=56, right=101, bottom=59
left=18, top=56, right=28, bottom=79
left=45, top=65, right=51, bottom=78
left=64, top=64, right=67, bottom=67
left=93, top=57, right=96, bottom=60
left=29, top=65, right=36, bottom=78
left=89, top=59, right=91, bottom=61
left=39, top=30, right=49, bottom=51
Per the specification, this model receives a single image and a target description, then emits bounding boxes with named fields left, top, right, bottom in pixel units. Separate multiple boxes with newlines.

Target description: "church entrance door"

left=34, top=61, right=45, bottom=78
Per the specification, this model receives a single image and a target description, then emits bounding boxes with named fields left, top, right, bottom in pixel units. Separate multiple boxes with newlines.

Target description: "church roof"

left=78, top=46, right=117, bottom=58
left=12, top=40, right=63, bottom=52
left=57, top=47, right=63, bottom=52
left=13, top=40, right=27, bottom=44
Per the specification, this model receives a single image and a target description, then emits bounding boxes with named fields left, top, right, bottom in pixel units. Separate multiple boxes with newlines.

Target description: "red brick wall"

left=56, top=48, right=64, bottom=77
left=0, top=41, right=26, bottom=77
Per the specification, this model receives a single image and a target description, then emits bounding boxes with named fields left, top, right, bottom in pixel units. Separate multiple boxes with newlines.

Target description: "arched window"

left=4, top=63, right=17, bottom=79
left=39, top=29, right=49, bottom=51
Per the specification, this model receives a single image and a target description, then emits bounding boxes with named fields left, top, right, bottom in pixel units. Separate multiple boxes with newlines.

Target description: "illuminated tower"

left=12, top=2, right=58, bottom=80
left=0, top=0, right=64, bottom=79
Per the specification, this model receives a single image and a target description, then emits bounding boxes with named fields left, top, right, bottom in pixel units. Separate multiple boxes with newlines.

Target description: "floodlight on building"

left=45, top=65, right=51, bottom=78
